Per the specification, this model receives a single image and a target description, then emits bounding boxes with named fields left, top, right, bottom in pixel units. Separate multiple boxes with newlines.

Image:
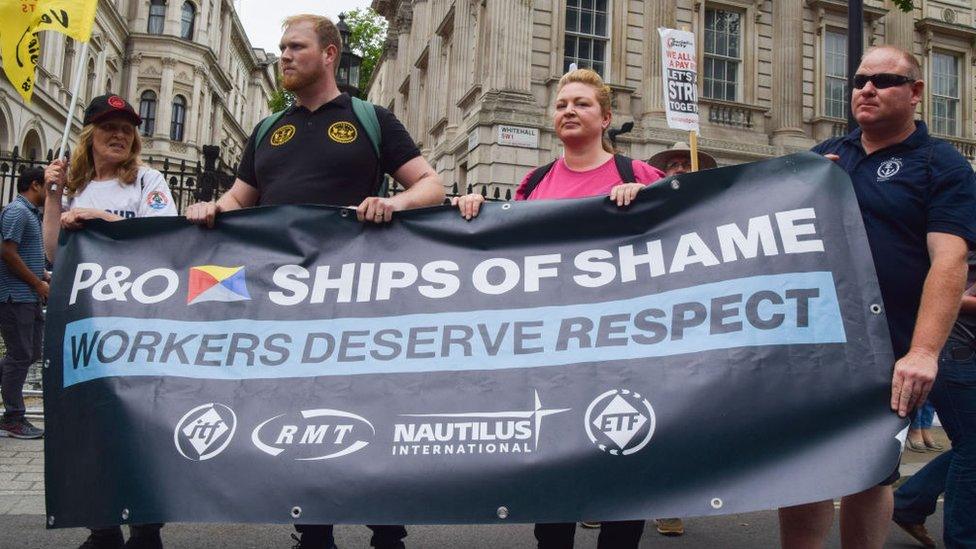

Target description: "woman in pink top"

left=455, top=69, right=663, bottom=549
left=455, top=68, right=663, bottom=220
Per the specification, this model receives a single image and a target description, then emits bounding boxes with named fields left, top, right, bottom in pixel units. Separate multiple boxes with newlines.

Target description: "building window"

left=564, top=0, right=608, bottom=77
left=181, top=2, right=195, bottom=40
left=171, top=95, right=186, bottom=141
left=139, top=90, right=157, bottom=136
left=703, top=8, right=742, bottom=102
left=148, top=0, right=166, bottom=34
left=824, top=30, right=847, bottom=119
left=931, top=52, right=960, bottom=137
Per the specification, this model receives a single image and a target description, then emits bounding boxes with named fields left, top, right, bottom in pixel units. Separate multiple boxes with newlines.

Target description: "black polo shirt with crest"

left=237, top=93, right=420, bottom=207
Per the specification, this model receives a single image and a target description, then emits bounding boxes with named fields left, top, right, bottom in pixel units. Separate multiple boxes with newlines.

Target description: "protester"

left=0, top=167, right=47, bottom=440
left=777, top=45, right=976, bottom=549
left=643, top=140, right=718, bottom=538
left=647, top=141, right=717, bottom=177
left=454, top=68, right=664, bottom=549
left=185, top=13, right=443, bottom=549
left=44, top=93, right=177, bottom=549
left=904, top=400, right=942, bottom=452
left=892, top=251, right=976, bottom=548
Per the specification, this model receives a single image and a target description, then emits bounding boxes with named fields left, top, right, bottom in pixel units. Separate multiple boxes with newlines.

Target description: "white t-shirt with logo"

left=66, top=166, right=177, bottom=219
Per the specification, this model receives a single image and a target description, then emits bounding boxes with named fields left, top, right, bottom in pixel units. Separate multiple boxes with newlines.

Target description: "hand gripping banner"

left=43, top=153, right=906, bottom=528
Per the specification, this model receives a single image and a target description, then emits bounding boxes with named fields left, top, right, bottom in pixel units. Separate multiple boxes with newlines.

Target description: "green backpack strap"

left=351, top=96, right=387, bottom=196
left=351, top=96, right=381, bottom=157
left=254, top=110, right=287, bottom=148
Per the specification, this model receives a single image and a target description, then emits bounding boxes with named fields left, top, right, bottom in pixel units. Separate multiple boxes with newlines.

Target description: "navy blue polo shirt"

left=813, top=121, right=976, bottom=357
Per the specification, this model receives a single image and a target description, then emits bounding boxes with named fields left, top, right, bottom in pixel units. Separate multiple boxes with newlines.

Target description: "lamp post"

left=336, top=13, right=363, bottom=97
left=847, top=0, right=864, bottom=132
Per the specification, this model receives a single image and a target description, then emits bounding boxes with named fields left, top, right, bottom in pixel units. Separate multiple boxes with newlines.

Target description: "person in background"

left=0, top=167, right=47, bottom=441
left=454, top=68, right=664, bottom=549
left=647, top=141, right=717, bottom=178
left=904, top=401, right=943, bottom=453
left=44, top=93, right=177, bottom=549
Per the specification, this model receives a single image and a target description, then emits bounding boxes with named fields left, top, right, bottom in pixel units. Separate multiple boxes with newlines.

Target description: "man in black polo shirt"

left=777, top=45, right=976, bottom=549
left=187, top=13, right=443, bottom=549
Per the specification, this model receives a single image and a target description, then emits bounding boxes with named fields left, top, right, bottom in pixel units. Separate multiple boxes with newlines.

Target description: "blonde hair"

left=283, top=14, right=341, bottom=53
left=66, top=123, right=142, bottom=196
left=557, top=68, right=614, bottom=153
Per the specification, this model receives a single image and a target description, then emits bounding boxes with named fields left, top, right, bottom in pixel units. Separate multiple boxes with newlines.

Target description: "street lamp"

left=336, top=13, right=362, bottom=97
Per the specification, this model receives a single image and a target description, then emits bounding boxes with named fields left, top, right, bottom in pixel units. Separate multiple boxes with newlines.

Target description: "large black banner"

left=44, top=152, right=906, bottom=528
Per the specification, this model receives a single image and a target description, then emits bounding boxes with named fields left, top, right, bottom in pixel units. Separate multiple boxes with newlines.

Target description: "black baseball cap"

left=83, top=94, right=142, bottom=126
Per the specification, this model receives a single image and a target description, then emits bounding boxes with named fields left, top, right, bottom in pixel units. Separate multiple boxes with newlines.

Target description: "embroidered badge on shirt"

left=877, top=158, right=902, bottom=181
left=146, top=191, right=169, bottom=210
left=270, top=124, right=296, bottom=147
left=328, top=121, right=357, bottom=144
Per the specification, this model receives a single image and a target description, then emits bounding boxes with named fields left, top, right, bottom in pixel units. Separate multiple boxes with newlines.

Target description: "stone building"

left=0, top=0, right=276, bottom=171
left=368, top=0, right=976, bottom=192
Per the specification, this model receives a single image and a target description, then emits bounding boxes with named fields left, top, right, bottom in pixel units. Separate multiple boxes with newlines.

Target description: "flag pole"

left=56, top=39, right=90, bottom=158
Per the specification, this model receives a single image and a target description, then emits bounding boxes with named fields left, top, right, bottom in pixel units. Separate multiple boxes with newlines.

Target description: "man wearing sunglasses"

left=778, top=45, right=976, bottom=549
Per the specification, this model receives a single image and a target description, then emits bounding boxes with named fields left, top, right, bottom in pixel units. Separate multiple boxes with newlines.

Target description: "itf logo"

left=585, top=389, right=656, bottom=456
left=187, top=265, right=250, bottom=305
left=174, top=403, right=237, bottom=461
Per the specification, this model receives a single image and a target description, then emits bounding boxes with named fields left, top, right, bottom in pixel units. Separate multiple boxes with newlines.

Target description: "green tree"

left=891, top=0, right=915, bottom=11
left=268, top=75, right=295, bottom=112
left=343, top=8, right=388, bottom=94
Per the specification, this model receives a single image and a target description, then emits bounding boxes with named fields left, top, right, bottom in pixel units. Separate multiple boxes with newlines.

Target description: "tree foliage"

left=344, top=8, right=388, bottom=94
left=891, top=0, right=915, bottom=12
left=267, top=75, right=295, bottom=113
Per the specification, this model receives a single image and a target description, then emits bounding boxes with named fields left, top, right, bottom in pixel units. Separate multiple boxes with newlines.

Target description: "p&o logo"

left=251, top=409, right=375, bottom=460
left=877, top=158, right=902, bottom=181
left=585, top=389, right=655, bottom=456
left=187, top=265, right=250, bottom=305
left=174, top=403, right=237, bottom=461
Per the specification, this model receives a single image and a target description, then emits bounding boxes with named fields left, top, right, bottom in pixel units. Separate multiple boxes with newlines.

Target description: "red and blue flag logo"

left=187, top=266, right=250, bottom=305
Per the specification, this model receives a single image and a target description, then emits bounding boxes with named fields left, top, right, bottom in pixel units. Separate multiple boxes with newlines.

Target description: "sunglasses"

left=852, top=73, right=915, bottom=89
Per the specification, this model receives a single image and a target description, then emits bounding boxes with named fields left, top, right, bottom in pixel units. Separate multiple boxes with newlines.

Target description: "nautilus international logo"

left=187, top=265, right=250, bottom=305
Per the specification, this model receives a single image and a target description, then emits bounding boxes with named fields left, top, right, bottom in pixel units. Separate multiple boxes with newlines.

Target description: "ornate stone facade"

left=368, top=0, right=976, bottom=193
left=0, top=0, right=277, bottom=168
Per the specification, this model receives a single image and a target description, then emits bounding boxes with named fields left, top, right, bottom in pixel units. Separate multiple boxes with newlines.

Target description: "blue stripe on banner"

left=62, top=272, right=847, bottom=387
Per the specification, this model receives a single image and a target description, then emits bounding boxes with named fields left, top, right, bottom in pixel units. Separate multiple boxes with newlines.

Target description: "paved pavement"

left=0, top=421, right=950, bottom=548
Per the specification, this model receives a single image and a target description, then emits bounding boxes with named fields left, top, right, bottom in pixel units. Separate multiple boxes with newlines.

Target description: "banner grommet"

left=121, top=509, right=129, bottom=521
left=496, top=506, right=509, bottom=519
left=710, top=498, right=723, bottom=509
left=870, top=304, right=883, bottom=314
left=291, top=506, right=302, bottom=519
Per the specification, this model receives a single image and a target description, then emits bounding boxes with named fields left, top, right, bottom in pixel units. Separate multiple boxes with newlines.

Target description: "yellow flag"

left=0, top=0, right=98, bottom=102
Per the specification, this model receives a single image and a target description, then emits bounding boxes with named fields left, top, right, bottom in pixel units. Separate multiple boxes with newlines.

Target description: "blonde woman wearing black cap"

left=43, top=94, right=177, bottom=265
left=43, top=94, right=174, bottom=549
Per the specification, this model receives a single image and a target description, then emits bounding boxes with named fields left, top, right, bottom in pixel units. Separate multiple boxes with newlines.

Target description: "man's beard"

left=281, top=68, right=319, bottom=92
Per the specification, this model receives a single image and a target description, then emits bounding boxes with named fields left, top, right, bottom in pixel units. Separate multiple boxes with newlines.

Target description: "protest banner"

left=44, top=153, right=905, bottom=528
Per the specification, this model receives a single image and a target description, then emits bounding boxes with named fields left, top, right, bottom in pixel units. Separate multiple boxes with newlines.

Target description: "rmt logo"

left=585, top=389, right=656, bottom=456
left=173, top=403, right=238, bottom=461
left=251, top=409, right=375, bottom=460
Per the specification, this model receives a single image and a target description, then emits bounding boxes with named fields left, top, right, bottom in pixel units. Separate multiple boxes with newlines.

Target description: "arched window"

left=105, top=77, right=113, bottom=94
left=148, top=0, right=166, bottom=34
left=181, top=2, right=195, bottom=40
left=170, top=95, right=186, bottom=141
left=139, top=90, right=157, bottom=136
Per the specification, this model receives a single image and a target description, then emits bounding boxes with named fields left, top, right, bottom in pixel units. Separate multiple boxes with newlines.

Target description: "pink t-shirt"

left=514, top=156, right=665, bottom=201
